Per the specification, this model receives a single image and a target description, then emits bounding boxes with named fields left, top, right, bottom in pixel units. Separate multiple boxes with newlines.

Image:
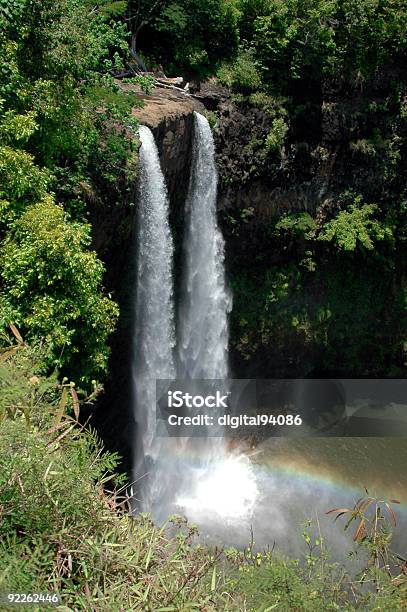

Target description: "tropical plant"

left=0, top=201, right=118, bottom=388
left=318, top=196, right=394, bottom=253
left=327, top=490, right=407, bottom=605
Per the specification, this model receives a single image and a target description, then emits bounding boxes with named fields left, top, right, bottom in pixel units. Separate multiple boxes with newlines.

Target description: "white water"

left=133, top=116, right=258, bottom=526
left=175, top=113, right=258, bottom=524
left=177, top=112, right=232, bottom=379
left=131, top=121, right=407, bottom=557
left=132, top=125, right=175, bottom=508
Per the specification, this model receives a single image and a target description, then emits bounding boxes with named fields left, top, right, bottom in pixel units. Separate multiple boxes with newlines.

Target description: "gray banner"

left=156, top=379, right=407, bottom=438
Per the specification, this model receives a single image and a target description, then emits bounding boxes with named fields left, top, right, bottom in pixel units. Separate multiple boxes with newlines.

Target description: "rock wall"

left=131, top=86, right=204, bottom=210
left=91, top=74, right=406, bottom=466
left=209, top=77, right=405, bottom=225
left=214, top=97, right=337, bottom=220
left=200, top=75, right=406, bottom=379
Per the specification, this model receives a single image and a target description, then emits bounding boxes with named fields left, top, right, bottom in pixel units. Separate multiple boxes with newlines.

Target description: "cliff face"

left=215, top=99, right=333, bottom=218
left=201, top=75, right=405, bottom=379
left=92, top=75, right=405, bottom=466
left=214, top=97, right=386, bottom=220
left=131, top=86, right=204, bottom=210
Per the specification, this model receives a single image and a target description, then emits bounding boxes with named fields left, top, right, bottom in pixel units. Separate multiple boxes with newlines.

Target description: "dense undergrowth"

left=0, top=337, right=406, bottom=610
left=0, top=0, right=142, bottom=390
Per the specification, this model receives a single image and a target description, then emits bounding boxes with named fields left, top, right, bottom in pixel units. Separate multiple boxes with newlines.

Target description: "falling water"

left=175, top=113, right=258, bottom=524
left=132, top=121, right=407, bottom=557
left=133, top=117, right=258, bottom=528
left=177, top=112, right=231, bottom=379
left=132, top=125, right=175, bottom=509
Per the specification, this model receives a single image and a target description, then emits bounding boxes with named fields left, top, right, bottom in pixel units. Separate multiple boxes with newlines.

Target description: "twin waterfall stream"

left=133, top=113, right=258, bottom=531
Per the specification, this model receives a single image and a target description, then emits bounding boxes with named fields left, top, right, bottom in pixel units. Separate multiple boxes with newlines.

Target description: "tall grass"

left=0, top=331, right=405, bottom=610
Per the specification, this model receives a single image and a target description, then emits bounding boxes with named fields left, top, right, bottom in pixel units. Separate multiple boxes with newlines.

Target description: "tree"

left=0, top=199, right=119, bottom=387
left=126, top=0, right=240, bottom=76
left=0, top=0, right=137, bottom=389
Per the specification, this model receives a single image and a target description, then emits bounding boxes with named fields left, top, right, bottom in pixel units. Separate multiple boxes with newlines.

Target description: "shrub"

left=204, top=110, right=218, bottom=130
left=318, top=196, right=394, bottom=252
left=0, top=145, right=49, bottom=226
left=264, top=117, right=289, bottom=153
left=248, top=91, right=288, bottom=118
left=0, top=346, right=234, bottom=610
left=0, top=200, right=119, bottom=388
left=217, top=47, right=263, bottom=92
left=275, top=212, right=317, bottom=239
left=122, top=74, right=155, bottom=94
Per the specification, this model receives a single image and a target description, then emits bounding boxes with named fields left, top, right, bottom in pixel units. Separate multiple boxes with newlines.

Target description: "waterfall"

left=175, top=114, right=257, bottom=524
left=133, top=117, right=257, bottom=527
left=178, top=112, right=232, bottom=379
left=132, top=125, right=175, bottom=508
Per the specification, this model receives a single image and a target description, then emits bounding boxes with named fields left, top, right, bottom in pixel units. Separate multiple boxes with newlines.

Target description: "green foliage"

left=335, top=0, right=407, bottom=77
left=349, top=138, right=377, bottom=157
left=217, top=47, right=263, bottom=92
left=230, top=220, right=403, bottom=376
left=0, top=0, right=139, bottom=388
left=248, top=91, right=287, bottom=116
left=155, top=2, right=189, bottom=34
left=237, top=0, right=407, bottom=92
left=203, top=110, right=218, bottom=130
left=0, top=200, right=119, bottom=387
left=230, top=266, right=298, bottom=362
left=230, top=553, right=345, bottom=610
left=0, top=146, right=49, bottom=225
left=264, top=117, right=289, bottom=153
left=0, top=0, right=138, bottom=185
left=129, top=0, right=241, bottom=76
left=238, top=0, right=338, bottom=87
left=99, top=0, right=128, bottom=17
left=275, top=212, right=317, bottom=239
left=318, top=197, right=393, bottom=252
left=326, top=493, right=407, bottom=608
left=90, top=124, right=138, bottom=186
left=123, top=74, right=155, bottom=94
left=0, top=109, right=37, bottom=144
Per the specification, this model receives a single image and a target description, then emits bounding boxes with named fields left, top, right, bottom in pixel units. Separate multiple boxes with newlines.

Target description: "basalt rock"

left=130, top=85, right=204, bottom=211
left=92, top=72, right=405, bottom=466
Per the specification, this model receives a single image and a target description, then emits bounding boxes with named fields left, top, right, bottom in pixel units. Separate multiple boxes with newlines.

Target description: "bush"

left=318, top=195, right=394, bottom=252
left=264, top=117, right=289, bottom=153
left=248, top=91, right=287, bottom=116
left=0, top=200, right=118, bottom=388
left=0, top=145, right=49, bottom=227
left=275, top=212, right=317, bottom=239
left=217, top=47, right=263, bottom=92
left=0, top=346, right=234, bottom=610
